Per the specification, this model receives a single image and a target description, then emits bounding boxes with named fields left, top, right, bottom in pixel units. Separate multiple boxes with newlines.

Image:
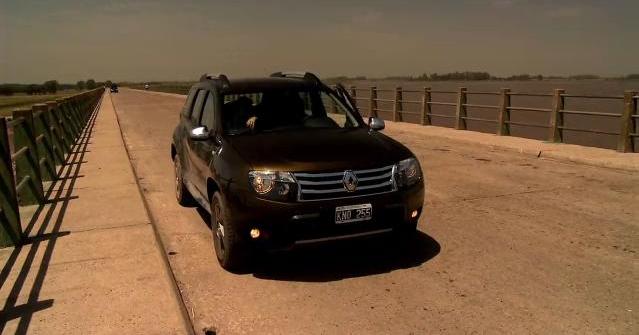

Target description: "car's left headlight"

left=394, top=157, right=422, bottom=188
left=248, top=170, right=297, bottom=201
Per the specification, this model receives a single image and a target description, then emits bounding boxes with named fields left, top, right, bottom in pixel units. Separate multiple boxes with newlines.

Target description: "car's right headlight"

left=394, top=157, right=422, bottom=188
left=248, top=170, right=297, bottom=201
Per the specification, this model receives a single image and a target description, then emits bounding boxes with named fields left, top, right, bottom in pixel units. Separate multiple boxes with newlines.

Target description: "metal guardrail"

left=346, top=86, right=639, bottom=153
left=0, top=88, right=103, bottom=247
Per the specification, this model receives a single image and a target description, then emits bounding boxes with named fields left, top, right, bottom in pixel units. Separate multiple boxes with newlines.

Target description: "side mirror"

left=190, top=126, right=210, bottom=140
left=368, top=117, right=385, bottom=131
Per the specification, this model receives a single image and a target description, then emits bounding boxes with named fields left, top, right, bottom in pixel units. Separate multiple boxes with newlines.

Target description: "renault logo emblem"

left=343, top=170, right=358, bottom=192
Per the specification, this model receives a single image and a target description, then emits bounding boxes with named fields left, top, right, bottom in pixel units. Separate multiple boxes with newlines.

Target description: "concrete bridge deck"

left=1, top=88, right=637, bottom=334
left=0, top=93, right=191, bottom=334
left=112, top=89, right=637, bottom=334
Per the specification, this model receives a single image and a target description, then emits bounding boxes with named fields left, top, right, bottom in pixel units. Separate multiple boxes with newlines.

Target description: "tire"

left=210, top=192, right=250, bottom=272
left=174, top=157, right=193, bottom=206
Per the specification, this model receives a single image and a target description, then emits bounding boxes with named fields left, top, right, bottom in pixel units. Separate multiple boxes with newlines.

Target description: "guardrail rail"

left=347, top=86, right=638, bottom=153
left=0, top=88, right=103, bottom=247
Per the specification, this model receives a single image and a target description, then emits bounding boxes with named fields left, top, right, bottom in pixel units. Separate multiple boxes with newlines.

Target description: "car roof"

left=200, top=77, right=321, bottom=94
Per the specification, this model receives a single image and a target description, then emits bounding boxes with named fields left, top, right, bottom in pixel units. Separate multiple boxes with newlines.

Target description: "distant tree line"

left=324, top=76, right=367, bottom=84
left=327, top=73, right=639, bottom=82
left=0, top=78, right=106, bottom=96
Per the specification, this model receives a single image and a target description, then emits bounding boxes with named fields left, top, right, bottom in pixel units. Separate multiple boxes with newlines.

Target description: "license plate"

left=335, top=204, right=372, bottom=224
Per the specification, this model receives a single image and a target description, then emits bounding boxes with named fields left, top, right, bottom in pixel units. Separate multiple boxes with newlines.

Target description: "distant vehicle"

left=171, top=71, right=425, bottom=271
left=110, top=83, right=118, bottom=93
left=144, top=83, right=150, bottom=90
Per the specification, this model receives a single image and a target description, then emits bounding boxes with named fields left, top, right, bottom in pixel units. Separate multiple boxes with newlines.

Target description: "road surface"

left=110, top=88, right=638, bottom=334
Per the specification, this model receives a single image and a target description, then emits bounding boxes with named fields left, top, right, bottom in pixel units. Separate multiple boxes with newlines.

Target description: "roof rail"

left=270, top=71, right=322, bottom=85
left=200, top=73, right=230, bottom=88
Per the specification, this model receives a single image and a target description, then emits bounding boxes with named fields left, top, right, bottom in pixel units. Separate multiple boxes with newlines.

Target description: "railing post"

left=32, top=104, right=56, bottom=181
left=53, top=102, right=74, bottom=153
left=68, top=97, right=84, bottom=129
left=0, top=118, right=22, bottom=247
left=617, top=90, right=638, bottom=152
left=496, top=88, right=511, bottom=135
left=58, top=98, right=80, bottom=140
left=393, top=86, right=403, bottom=122
left=44, top=102, right=64, bottom=165
left=455, top=87, right=467, bottom=130
left=47, top=101, right=71, bottom=157
left=420, top=87, right=431, bottom=125
left=549, top=89, right=565, bottom=142
left=369, top=86, right=378, bottom=118
left=350, top=86, right=356, bottom=100
left=12, top=108, right=44, bottom=205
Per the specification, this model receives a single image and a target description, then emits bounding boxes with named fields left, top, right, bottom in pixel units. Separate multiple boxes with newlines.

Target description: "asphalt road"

left=110, top=88, right=638, bottom=335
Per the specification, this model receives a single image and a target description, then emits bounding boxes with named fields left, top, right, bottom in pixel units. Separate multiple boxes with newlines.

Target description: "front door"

left=185, top=89, right=208, bottom=196
left=190, top=91, right=220, bottom=196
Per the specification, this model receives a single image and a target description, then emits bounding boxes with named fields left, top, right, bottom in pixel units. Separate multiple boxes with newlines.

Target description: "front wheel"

left=211, top=192, right=250, bottom=272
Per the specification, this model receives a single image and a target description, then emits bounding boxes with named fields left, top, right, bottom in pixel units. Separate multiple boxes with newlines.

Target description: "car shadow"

left=251, top=230, right=440, bottom=282
left=195, top=205, right=440, bottom=281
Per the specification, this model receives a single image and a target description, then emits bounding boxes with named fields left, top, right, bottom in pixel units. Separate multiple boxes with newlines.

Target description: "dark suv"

left=171, top=72, right=424, bottom=271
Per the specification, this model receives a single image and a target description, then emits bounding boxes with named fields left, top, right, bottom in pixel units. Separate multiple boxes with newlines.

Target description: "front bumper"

left=225, top=181, right=425, bottom=249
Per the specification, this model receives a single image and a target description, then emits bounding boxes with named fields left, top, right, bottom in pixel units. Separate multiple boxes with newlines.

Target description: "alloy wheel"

left=213, top=201, right=226, bottom=258
left=174, top=159, right=182, bottom=200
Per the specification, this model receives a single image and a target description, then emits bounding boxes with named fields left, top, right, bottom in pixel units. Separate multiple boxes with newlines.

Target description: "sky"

left=1, top=0, right=638, bottom=83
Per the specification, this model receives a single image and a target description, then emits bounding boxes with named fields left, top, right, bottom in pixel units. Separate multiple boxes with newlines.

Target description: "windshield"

left=221, top=88, right=361, bottom=135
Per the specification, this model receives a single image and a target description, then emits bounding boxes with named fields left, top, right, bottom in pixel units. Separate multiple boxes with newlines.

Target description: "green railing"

left=0, top=88, right=103, bottom=247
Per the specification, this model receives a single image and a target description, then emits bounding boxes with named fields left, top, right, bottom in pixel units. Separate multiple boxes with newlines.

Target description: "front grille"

left=294, top=165, right=396, bottom=201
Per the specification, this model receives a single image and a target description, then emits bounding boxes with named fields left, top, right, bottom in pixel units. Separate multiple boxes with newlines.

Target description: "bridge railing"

left=348, top=86, right=638, bottom=153
left=0, top=88, right=103, bottom=247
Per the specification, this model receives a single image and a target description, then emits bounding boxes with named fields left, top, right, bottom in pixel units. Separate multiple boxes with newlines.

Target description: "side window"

left=191, top=90, right=207, bottom=124
left=201, top=92, right=216, bottom=129
left=320, top=91, right=350, bottom=127
left=182, top=88, right=197, bottom=117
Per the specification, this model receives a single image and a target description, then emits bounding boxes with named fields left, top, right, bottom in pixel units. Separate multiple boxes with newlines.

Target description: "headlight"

left=394, top=157, right=422, bottom=188
left=248, top=171, right=297, bottom=201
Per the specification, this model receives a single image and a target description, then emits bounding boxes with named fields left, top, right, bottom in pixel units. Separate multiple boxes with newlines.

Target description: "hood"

left=227, top=128, right=413, bottom=172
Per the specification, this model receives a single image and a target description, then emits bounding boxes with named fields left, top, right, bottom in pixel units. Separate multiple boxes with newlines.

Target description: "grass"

left=0, top=90, right=80, bottom=116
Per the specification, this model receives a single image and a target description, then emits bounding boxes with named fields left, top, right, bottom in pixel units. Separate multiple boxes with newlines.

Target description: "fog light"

left=249, top=228, right=261, bottom=239
left=411, top=210, right=419, bottom=219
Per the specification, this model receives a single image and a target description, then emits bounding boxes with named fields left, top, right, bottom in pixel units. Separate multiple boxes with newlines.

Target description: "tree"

left=506, top=74, right=532, bottom=81
left=26, top=84, right=40, bottom=95
left=43, top=80, right=59, bottom=94
left=0, top=85, right=14, bottom=96
left=76, top=80, right=86, bottom=90
left=105, top=80, right=113, bottom=87
left=568, top=74, right=600, bottom=80
left=86, top=79, right=96, bottom=89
